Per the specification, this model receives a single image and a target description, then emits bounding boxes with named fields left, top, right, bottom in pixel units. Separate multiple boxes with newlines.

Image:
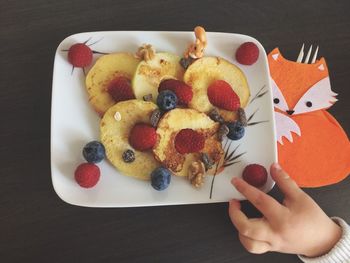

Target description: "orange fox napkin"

left=267, top=48, right=350, bottom=187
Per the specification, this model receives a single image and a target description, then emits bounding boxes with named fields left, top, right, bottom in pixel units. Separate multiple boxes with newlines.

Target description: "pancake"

left=153, top=108, right=223, bottom=176
left=86, top=53, right=140, bottom=116
left=184, top=56, right=250, bottom=121
left=100, top=100, right=160, bottom=180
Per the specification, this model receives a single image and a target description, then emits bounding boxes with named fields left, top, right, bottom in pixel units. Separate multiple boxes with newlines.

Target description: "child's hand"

left=229, top=163, right=342, bottom=257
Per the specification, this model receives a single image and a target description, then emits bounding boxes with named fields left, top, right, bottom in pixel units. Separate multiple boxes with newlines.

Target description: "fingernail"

left=273, top=163, right=289, bottom=179
left=231, top=177, right=239, bottom=186
left=273, top=162, right=281, bottom=171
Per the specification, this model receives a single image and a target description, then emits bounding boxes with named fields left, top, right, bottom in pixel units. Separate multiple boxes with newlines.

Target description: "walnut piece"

left=188, top=161, right=206, bottom=188
left=135, top=44, right=156, bottom=62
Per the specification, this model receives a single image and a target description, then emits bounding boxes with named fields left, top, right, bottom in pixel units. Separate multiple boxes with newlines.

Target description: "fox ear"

left=268, top=48, right=281, bottom=61
left=314, top=57, right=328, bottom=72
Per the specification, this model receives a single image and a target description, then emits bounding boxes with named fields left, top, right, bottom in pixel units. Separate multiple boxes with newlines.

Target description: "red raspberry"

left=129, top=123, right=157, bottom=151
left=235, top=42, right=259, bottom=65
left=174, top=129, right=205, bottom=154
left=68, top=43, right=93, bottom=67
left=207, top=80, right=241, bottom=111
left=242, top=164, right=268, bottom=187
left=74, top=163, right=100, bottom=188
left=107, top=76, right=135, bottom=102
left=158, top=79, right=193, bottom=105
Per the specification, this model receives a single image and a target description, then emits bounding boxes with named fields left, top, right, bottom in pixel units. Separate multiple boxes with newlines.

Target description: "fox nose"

left=286, top=110, right=295, bottom=115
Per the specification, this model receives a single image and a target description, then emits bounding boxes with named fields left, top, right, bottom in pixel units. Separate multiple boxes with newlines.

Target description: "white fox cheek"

left=274, top=111, right=301, bottom=144
left=293, top=77, right=337, bottom=115
left=271, top=77, right=289, bottom=112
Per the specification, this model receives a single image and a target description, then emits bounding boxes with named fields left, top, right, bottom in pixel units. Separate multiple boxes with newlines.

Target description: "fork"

left=296, top=44, right=319, bottom=64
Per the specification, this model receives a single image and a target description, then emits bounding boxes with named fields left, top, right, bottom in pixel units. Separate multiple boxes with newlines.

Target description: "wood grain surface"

left=0, top=0, right=349, bottom=262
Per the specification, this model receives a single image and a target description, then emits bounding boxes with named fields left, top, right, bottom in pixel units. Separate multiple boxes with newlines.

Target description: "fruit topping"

left=82, top=141, right=106, bottom=163
left=156, top=90, right=178, bottom=111
left=107, top=76, right=135, bottom=103
left=179, top=57, right=195, bottom=69
left=208, top=108, right=225, bottom=123
left=200, top=153, right=215, bottom=171
left=129, top=123, right=157, bottom=151
left=150, top=109, right=162, bottom=128
left=158, top=79, right=193, bottom=105
left=207, top=80, right=241, bottom=111
left=174, top=129, right=205, bottom=154
left=235, top=42, right=259, bottom=65
left=151, top=167, right=171, bottom=191
left=217, top=124, right=230, bottom=141
left=122, top=149, right=135, bottom=163
left=143, top=94, right=153, bottom=101
left=237, top=107, right=248, bottom=126
left=74, top=163, right=100, bottom=188
left=226, top=121, right=245, bottom=140
left=68, top=43, right=93, bottom=67
left=242, top=164, right=268, bottom=187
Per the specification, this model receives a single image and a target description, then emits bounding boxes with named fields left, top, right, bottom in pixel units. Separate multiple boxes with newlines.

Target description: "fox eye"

left=194, top=46, right=197, bottom=50
left=274, top=98, right=280, bottom=104
left=306, top=101, right=312, bottom=107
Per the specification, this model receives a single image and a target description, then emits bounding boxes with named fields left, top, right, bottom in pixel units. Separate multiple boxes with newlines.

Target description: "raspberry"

left=235, top=42, right=259, bottom=65
left=207, top=80, right=241, bottom=111
left=107, top=76, right=135, bottom=102
left=74, top=163, right=100, bottom=188
left=158, top=79, right=193, bottom=105
left=68, top=43, right=93, bottom=67
left=129, top=123, right=157, bottom=151
left=242, top=164, right=268, bottom=187
left=174, top=129, right=205, bottom=154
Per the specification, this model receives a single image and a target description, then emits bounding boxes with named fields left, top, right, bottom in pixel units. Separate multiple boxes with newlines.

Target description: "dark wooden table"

left=1, top=0, right=349, bottom=262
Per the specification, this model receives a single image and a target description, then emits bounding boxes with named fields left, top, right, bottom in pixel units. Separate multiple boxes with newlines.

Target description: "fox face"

left=268, top=48, right=338, bottom=144
left=267, top=48, right=350, bottom=187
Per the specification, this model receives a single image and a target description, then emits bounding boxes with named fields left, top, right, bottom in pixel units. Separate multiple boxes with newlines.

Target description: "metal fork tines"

left=296, top=44, right=319, bottom=64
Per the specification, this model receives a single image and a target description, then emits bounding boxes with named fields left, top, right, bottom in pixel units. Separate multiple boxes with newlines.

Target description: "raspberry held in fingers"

left=242, top=164, right=268, bottom=187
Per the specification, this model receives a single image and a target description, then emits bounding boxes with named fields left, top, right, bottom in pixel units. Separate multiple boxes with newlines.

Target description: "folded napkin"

left=267, top=48, right=350, bottom=187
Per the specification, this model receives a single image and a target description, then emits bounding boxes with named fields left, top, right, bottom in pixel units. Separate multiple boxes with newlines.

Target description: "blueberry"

left=151, top=167, right=171, bottom=191
left=122, top=149, right=135, bottom=163
left=157, top=90, right=177, bottom=111
left=226, top=121, right=245, bottom=140
left=82, top=141, right=106, bottom=163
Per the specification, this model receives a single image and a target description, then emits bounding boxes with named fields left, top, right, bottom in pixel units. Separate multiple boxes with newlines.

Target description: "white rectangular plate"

left=51, top=31, right=277, bottom=207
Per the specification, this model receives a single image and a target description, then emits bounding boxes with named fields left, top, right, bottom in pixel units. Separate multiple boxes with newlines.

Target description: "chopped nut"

left=238, top=107, right=247, bottom=127
left=188, top=161, right=206, bottom=188
left=150, top=109, right=162, bottom=127
left=114, top=111, right=122, bottom=121
left=143, top=94, right=153, bottom=101
left=217, top=124, right=229, bottom=141
left=208, top=109, right=224, bottom=123
left=135, top=44, right=156, bottom=62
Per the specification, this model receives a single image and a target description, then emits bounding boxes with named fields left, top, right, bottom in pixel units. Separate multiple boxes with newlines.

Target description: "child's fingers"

left=270, top=163, right=303, bottom=200
left=229, top=200, right=272, bottom=242
left=238, top=233, right=271, bottom=254
left=231, top=177, right=285, bottom=222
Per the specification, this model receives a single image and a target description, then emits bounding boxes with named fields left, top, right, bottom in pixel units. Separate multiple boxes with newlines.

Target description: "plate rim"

left=50, top=30, right=277, bottom=207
